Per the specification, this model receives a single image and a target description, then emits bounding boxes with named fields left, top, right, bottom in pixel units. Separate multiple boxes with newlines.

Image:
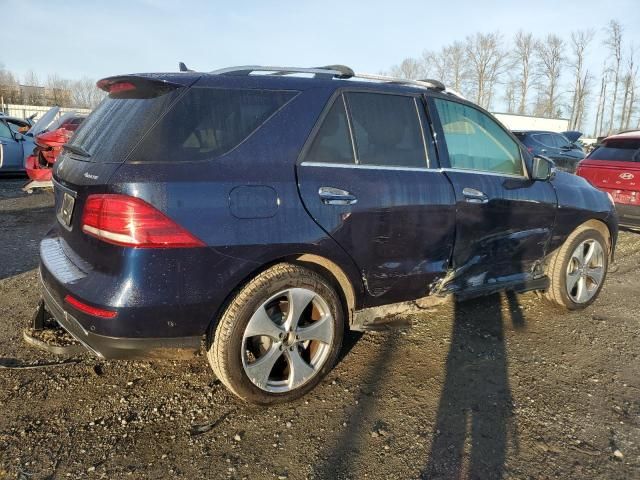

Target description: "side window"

left=535, top=134, right=554, bottom=148
left=434, top=98, right=524, bottom=176
left=304, top=95, right=355, bottom=164
left=346, top=92, right=428, bottom=168
left=0, top=121, right=12, bottom=139
left=554, top=134, right=571, bottom=148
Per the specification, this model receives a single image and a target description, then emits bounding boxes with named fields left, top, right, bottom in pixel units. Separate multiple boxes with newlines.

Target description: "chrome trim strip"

left=300, top=161, right=438, bottom=172
left=440, top=167, right=527, bottom=179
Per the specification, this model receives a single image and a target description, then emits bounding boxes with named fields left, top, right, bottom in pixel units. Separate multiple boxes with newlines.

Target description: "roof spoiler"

left=96, top=75, right=185, bottom=98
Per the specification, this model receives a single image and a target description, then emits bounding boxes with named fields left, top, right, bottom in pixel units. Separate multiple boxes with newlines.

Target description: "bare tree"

left=533, top=34, right=565, bottom=118
left=619, top=45, right=638, bottom=130
left=22, top=70, right=44, bottom=104
left=465, top=32, right=508, bottom=109
left=389, top=57, right=424, bottom=80
left=69, top=77, right=104, bottom=109
left=604, top=20, right=623, bottom=134
left=504, top=79, right=518, bottom=113
left=568, top=30, right=595, bottom=130
left=593, top=62, right=611, bottom=137
left=46, top=74, right=72, bottom=107
left=0, top=63, right=20, bottom=105
left=512, top=31, right=535, bottom=114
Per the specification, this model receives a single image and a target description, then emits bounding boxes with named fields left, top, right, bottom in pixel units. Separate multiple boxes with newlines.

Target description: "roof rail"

left=210, top=65, right=353, bottom=79
left=209, top=65, right=460, bottom=97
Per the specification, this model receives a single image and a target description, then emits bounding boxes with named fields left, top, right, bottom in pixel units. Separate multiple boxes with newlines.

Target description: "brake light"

left=96, top=80, right=136, bottom=94
left=81, top=194, right=205, bottom=248
left=65, top=295, right=117, bottom=319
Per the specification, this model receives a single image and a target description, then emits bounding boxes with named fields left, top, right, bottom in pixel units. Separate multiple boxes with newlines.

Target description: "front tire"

left=207, top=263, right=344, bottom=405
left=545, top=227, right=608, bottom=310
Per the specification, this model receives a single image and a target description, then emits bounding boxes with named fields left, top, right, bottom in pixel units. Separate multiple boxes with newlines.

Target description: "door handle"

left=462, top=187, right=488, bottom=204
left=318, top=186, right=357, bottom=205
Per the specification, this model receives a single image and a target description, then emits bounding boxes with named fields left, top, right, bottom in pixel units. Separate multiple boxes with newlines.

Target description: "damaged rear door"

left=297, top=90, right=456, bottom=307
left=428, top=96, right=557, bottom=296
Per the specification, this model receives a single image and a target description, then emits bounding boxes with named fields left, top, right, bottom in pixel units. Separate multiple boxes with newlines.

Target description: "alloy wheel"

left=565, top=239, right=605, bottom=304
left=241, top=288, right=335, bottom=393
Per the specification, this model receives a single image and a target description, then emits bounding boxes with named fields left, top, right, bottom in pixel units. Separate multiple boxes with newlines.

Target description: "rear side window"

left=434, top=98, right=524, bottom=176
left=346, top=92, right=427, bottom=168
left=69, top=87, right=295, bottom=163
left=131, top=88, right=295, bottom=163
left=589, top=139, right=640, bottom=162
left=305, top=96, right=354, bottom=164
left=69, top=92, right=180, bottom=163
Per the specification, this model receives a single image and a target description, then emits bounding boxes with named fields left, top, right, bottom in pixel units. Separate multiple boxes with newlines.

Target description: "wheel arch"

left=205, top=252, right=362, bottom=342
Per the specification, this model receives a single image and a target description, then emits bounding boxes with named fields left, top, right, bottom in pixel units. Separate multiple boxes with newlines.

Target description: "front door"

left=428, top=96, right=557, bottom=295
left=0, top=120, right=24, bottom=171
left=297, top=91, right=456, bottom=307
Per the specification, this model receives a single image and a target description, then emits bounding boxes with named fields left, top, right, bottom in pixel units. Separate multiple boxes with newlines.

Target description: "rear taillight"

left=81, top=194, right=205, bottom=248
left=65, top=295, right=117, bottom=318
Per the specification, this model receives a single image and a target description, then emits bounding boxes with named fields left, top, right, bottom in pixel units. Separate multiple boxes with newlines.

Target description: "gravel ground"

left=0, top=178, right=638, bottom=479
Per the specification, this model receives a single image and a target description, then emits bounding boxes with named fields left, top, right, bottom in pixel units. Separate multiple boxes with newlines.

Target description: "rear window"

left=589, top=139, right=640, bottom=162
left=69, top=87, right=295, bottom=163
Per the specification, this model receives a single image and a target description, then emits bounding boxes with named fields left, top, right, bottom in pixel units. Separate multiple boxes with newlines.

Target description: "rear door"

left=297, top=90, right=456, bottom=306
left=428, top=96, right=557, bottom=295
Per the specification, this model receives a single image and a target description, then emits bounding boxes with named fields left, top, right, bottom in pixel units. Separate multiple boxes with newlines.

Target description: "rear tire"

left=207, top=263, right=344, bottom=405
left=545, top=227, right=608, bottom=310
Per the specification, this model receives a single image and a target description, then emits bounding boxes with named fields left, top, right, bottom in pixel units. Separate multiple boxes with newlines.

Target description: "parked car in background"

left=513, top=130, right=585, bottom=173
left=39, top=65, right=617, bottom=404
left=0, top=116, right=35, bottom=174
left=25, top=111, right=86, bottom=187
left=576, top=130, right=640, bottom=228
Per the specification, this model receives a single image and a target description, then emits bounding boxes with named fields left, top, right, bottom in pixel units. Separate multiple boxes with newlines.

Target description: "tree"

left=533, top=34, right=565, bottom=118
left=69, top=77, right=104, bottom=109
left=46, top=74, right=72, bottom=107
left=388, top=57, right=424, bottom=80
left=465, top=32, right=508, bottom=109
left=619, top=46, right=637, bottom=131
left=0, top=63, right=20, bottom=105
left=512, top=31, right=534, bottom=114
left=604, top=20, right=623, bottom=134
left=593, top=62, right=610, bottom=137
left=568, top=30, right=594, bottom=130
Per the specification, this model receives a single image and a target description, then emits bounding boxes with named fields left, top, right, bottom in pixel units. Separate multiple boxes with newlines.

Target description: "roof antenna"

left=178, top=62, right=193, bottom=72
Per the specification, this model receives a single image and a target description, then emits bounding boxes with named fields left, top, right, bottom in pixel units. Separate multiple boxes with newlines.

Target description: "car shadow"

left=420, top=292, right=522, bottom=479
left=313, top=292, right=525, bottom=479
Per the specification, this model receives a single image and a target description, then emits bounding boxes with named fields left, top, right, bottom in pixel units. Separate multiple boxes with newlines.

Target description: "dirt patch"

left=0, top=179, right=638, bottom=479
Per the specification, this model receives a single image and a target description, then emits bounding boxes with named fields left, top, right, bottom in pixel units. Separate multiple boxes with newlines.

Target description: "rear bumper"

left=41, top=272, right=200, bottom=359
left=616, top=203, right=640, bottom=228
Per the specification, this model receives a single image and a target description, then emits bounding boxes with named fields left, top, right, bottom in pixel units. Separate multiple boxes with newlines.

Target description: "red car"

left=576, top=130, right=640, bottom=228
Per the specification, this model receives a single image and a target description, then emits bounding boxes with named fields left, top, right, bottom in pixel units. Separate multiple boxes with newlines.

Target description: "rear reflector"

left=81, top=194, right=205, bottom=248
left=65, top=295, right=117, bottom=319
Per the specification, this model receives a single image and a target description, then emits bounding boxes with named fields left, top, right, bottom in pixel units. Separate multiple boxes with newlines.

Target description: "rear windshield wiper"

left=63, top=143, right=91, bottom=158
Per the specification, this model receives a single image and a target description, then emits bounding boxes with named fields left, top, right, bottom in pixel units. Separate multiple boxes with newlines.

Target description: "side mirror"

left=531, top=155, right=556, bottom=181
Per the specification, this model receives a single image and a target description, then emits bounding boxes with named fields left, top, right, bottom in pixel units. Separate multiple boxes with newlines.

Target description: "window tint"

left=346, top=92, right=427, bottom=168
left=554, top=134, right=571, bottom=148
left=305, top=96, right=354, bottom=164
left=589, top=139, right=640, bottom=162
left=434, top=99, right=524, bottom=176
left=533, top=133, right=554, bottom=147
left=0, top=121, right=12, bottom=139
left=70, top=87, right=295, bottom=163
left=131, top=88, right=296, bottom=162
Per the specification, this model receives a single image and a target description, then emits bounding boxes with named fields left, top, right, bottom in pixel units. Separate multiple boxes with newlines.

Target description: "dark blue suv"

left=40, top=65, right=617, bottom=404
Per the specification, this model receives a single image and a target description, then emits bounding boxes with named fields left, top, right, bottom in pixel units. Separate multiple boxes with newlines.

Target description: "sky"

left=2, top=0, right=640, bottom=125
